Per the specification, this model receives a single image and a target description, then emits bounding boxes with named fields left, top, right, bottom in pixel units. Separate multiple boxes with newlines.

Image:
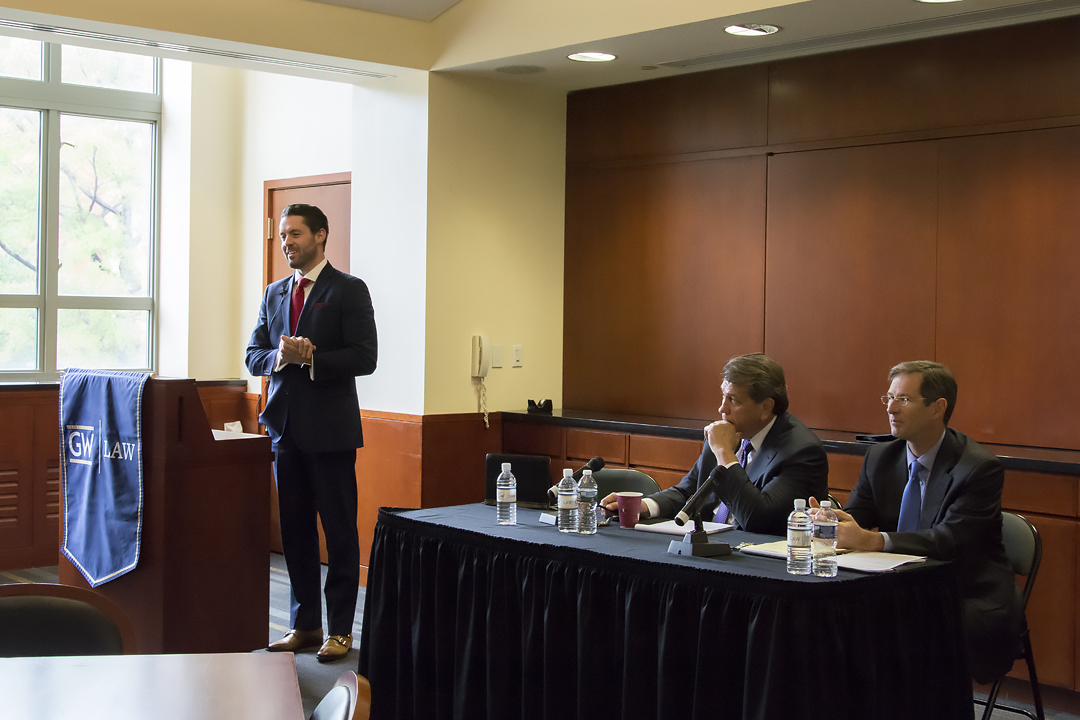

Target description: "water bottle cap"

left=820, top=500, right=831, bottom=508
left=582, top=469, right=592, bottom=476
left=563, top=468, right=573, bottom=476
left=793, top=498, right=806, bottom=510
left=501, top=463, right=511, bottom=471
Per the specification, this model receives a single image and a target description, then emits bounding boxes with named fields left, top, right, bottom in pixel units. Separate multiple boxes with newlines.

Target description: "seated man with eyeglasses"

left=816, top=361, right=1021, bottom=683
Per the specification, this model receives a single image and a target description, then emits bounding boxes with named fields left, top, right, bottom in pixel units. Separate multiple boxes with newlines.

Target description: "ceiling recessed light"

left=914, top=0, right=962, bottom=3
left=568, top=52, right=617, bottom=63
left=725, top=24, right=780, bottom=37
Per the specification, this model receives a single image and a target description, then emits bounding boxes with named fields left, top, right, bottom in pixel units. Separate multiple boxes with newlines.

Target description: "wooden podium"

left=59, top=378, right=274, bottom=654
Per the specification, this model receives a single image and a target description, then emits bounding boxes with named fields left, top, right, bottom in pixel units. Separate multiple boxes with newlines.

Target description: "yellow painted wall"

left=187, top=63, right=243, bottom=381
left=424, top=72, right=566, bottom=415
left=0, top=0, right=435, bottom=70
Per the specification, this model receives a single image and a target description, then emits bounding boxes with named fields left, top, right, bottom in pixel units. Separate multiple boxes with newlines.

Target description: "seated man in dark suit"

left=825, top=361, right=1021, bottom=683
left=602, top=353, right=828, bottom=534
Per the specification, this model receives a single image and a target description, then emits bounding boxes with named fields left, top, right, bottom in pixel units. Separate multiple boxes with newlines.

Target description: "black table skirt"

left=359, top=505, right=971, bottom=720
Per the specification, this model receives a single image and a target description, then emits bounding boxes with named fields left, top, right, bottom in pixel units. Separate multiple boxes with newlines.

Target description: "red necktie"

left=289, top=277, right=310, bottom=335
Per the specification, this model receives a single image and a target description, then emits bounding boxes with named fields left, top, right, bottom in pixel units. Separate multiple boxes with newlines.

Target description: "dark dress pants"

left=274, top=427, right=360, bottom=636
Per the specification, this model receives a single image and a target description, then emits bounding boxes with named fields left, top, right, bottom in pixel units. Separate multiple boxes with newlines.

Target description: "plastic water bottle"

left=812, top=500, right=839, bottom=577
left=577, top=469, right=598, bottom=535
left=787, top=498, right=812, bottom=575
left=557, top=468, right=579, bottom=533
left=496, top=462, right=517, bottom=525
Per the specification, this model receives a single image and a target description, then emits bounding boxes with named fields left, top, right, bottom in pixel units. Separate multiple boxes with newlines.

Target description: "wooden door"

left=264, top=173, right=351, bottom=287
left=262, top=173, right=351, bottom=562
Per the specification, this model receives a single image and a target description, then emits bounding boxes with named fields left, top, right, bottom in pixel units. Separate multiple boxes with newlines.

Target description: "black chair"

left=974, top=512, right=1044, bottom=720
left=592, top=468, right=661, bottom=500
left=0, top=582, right=137, bottom=656
left=485, top=453, right=552, bottom=509
left=310, top=671, right=371, bottom=720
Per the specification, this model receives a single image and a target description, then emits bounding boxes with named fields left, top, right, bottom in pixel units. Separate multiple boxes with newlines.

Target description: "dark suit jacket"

left=245, top=263, right=377, bottom=453
left=844, top=428, right=1020, bottom=681
left=844, top=428, right=1016, bottom=614
left=649, top=412, right=828, bottom=535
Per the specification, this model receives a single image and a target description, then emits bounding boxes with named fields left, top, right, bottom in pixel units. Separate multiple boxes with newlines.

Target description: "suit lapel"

left=294, top=263, right=336, bottom=335
left=746, top=414, right=786, bottom=487
left=919, top=429, right=961, bottom=529
left=271, top=280, right=291, bottom=337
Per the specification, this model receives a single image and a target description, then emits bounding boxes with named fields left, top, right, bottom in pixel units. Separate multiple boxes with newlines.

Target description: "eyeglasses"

left=880, top=395, right=926, bottom=406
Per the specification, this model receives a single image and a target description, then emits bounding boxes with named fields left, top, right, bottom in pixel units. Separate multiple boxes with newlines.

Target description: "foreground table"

left=359, top=504, right=972, bottom=720
left=0, top=652, right=303, bottom=720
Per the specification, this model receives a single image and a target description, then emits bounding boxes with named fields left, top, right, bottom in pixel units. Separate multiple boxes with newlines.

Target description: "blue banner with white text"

left=60, top=369, right=150, bottom=587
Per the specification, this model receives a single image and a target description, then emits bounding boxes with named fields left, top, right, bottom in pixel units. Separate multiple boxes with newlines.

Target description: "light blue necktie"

left=897, top=460, right=923, bottom=532
left=713, top=440, right=752, bottom=523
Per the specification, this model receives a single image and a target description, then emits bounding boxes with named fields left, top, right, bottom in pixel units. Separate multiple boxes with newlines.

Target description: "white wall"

left=158, top=59, right=193, bottom=379
left=351, top=71, right=430, bottom=416
left=170, top=62, right=566, bottom=419
left=235, top=70, right=355, bottom=388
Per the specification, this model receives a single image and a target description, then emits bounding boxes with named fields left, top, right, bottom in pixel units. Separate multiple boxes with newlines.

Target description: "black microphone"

left=674, top=465, right=727, bottom=526
left=572, top=457, right=605, bottom=481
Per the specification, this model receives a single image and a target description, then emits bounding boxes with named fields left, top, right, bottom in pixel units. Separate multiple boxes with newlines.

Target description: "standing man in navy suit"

left=601, top=353, right=828, bottom=535
left=246, top=204, right=377, bottom=662
left=825, top=361, right=1020, bottom=683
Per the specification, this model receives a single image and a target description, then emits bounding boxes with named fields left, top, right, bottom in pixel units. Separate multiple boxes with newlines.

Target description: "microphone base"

left=667, top=539, right=732, bottom=558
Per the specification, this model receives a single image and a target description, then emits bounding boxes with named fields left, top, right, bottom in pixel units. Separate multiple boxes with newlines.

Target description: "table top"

left=0, top=652, right=303, bottom=720
left=390, top=503, right=948, bottom=593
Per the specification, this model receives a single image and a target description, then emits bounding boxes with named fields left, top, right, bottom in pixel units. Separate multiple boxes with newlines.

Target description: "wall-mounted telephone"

left=471, top=335, right=490, bottom=378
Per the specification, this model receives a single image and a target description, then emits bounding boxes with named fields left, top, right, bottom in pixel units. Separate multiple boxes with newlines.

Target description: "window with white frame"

left=0, top=36, right=159, bottom=380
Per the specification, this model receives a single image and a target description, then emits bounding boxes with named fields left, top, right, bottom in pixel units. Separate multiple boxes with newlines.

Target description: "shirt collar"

left=907, top=429, right=947, bottom=474
left=294, top=258, right=328, bottom=285
left=747, top=415, right=777, bottom=453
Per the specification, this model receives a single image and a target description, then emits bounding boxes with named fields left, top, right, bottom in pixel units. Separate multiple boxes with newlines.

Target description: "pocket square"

left=315, top=302, right=332, bottom=309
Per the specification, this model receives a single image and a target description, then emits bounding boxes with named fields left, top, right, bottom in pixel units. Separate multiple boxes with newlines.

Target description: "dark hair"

left=281, top=204, right=329, bottom=244
left=723, top=353, right=789, bottom=416
left=888, top=361, right=957, bottom=425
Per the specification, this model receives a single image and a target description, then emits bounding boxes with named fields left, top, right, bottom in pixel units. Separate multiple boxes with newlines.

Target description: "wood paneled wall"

left=564, top=16, right=1080, bottom=450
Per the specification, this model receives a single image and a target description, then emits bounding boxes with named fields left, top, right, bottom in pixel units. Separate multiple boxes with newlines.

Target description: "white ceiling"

left=305, top=0, right=463, bottom=22
left=434, top=0, right=1080, bottom=91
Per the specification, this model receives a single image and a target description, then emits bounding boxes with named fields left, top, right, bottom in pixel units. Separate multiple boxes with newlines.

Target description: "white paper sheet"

left=739, top=540, right=926, bottom=572
left=634, top=519, right=733, bottom=536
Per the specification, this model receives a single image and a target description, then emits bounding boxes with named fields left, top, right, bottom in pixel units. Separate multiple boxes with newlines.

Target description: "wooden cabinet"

left=0, top=388, right=60, bottom=570
left=504, top=417, right=697, bottom=490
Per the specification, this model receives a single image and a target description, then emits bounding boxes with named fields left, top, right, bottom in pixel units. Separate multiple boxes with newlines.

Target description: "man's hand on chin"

left=705, top=420, right=741, bottom=466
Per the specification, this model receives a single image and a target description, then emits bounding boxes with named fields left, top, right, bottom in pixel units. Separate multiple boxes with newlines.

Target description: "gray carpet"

left=263, top=552, right=365, bottom=717
left=0, top=562, right=1069, bottom=719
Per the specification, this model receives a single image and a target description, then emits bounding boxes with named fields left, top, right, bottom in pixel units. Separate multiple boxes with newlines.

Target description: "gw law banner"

left=60, top=369, right=151, bottom=587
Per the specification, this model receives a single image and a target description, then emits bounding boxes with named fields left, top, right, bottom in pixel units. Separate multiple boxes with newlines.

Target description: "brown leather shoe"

left=316, top=634, right=352, bottom=663
left=267, top=629, right=323, bottom=652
